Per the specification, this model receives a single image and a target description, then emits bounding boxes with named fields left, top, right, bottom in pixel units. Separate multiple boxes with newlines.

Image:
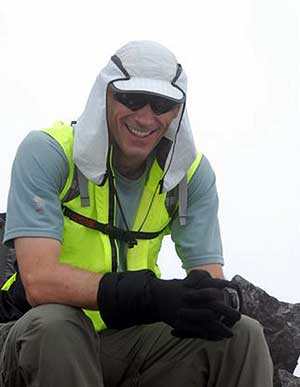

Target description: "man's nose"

left=133, top=104, right=157, bottom=126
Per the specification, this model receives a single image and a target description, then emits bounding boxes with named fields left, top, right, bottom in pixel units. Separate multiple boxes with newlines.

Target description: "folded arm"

left=15, top=237, right=101, bottom=310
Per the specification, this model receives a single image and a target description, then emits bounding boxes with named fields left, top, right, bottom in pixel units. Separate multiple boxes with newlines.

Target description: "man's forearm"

left=15, top=237, right=102, bottom=310
left=25, top=262, right=102, bottom=310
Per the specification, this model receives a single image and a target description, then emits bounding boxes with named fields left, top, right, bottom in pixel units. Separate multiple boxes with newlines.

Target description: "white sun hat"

left=73, top=40, right=197, bottom=192
left=111, top=41, right=185, bottom=102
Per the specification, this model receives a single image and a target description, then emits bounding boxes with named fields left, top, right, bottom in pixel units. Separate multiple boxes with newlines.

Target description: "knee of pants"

left=14, top=304, right=93, bottom=345
left=232, top=315, right=267, bottom=346
left=3, top=305, right=99, bottom=380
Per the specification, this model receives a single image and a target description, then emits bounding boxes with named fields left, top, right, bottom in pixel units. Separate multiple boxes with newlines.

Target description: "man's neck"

left=113, top=153, right=146, bottom=180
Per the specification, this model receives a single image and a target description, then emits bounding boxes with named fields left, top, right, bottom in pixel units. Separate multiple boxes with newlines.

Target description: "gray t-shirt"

left=4, top=131, right=224, bottom=271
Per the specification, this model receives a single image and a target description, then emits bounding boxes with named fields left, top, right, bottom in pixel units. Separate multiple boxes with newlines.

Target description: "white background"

left=1, top=0, right=300, bottom=375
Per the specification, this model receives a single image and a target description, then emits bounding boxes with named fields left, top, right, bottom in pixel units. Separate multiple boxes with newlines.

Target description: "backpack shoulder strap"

left=165, top=175, right=188, bottom=226
left=61, top=166, right=90, bottom=207
left=178, top=176, right=188, bottom=226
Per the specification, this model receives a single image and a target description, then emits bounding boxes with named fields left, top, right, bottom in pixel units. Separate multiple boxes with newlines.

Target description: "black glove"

left=0, top=273, right=31, bottom=323
left=98, top=269, right=241, bottom=340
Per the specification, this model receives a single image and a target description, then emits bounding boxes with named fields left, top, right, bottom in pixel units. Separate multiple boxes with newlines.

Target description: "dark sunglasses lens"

left=112, top=89, right=180, bottom=115
left=113, top=91, right=146, bottom=111
left=150, top=97, right=179, bottom=115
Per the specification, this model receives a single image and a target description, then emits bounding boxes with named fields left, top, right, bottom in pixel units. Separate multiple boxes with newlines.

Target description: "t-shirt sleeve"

left=3, top=131, right=69, bottom=247
left=170, top=155, right=224, bottom=270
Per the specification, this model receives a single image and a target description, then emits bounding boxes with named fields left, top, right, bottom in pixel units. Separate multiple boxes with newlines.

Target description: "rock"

left=232, top=275, right=300, bottom=387
left=278, top=370, right=300, bottom=387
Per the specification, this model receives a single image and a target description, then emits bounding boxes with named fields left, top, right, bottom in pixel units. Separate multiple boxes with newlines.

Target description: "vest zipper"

left=108, top=156, right=118, bottom=273
left=109, top=236, right=118, bottom=272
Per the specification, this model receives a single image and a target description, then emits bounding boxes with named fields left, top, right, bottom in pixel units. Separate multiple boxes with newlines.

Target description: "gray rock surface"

left=278, top=370, right=300, bottom=387
left=232, top=275, right=300, bottom=387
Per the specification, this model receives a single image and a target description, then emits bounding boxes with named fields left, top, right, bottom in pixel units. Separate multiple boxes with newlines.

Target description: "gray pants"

left=0, top=304, right=273, bottom=387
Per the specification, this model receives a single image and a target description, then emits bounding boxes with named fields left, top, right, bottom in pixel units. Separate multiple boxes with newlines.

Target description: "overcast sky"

left=1, top=0, right=300, bottom=356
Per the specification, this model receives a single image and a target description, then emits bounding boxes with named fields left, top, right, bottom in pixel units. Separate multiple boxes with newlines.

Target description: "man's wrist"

left=97, top=270, right=157, bottom=329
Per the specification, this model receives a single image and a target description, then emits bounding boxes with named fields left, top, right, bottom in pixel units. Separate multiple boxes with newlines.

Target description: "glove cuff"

left=97, top=270, right=158, bottom=329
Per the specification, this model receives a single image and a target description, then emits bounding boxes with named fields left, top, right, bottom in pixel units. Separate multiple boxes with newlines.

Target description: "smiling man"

left=0, top=41, right=273, bottom=386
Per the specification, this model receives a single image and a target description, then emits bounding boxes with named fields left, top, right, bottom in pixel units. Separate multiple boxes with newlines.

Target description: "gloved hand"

left=98, top=269, right=242, bottom=340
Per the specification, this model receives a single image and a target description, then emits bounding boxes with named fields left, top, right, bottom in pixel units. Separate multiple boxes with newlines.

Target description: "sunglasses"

left=111, top=88, right=182, bottom=115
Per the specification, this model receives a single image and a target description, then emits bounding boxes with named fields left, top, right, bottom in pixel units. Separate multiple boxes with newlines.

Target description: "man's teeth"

left=127, top=125, right=153, bottom=137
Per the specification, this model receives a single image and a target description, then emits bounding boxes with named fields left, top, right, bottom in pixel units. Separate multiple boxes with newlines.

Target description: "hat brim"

left=112, top=78, right=185, bottom=102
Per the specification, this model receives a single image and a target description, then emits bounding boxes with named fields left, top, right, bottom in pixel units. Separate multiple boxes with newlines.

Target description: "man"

left=0, top=40, right=273, bottom=386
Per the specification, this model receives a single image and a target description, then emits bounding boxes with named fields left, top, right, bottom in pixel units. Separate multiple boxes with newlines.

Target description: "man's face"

left=107, top=87, right=180, bottom=171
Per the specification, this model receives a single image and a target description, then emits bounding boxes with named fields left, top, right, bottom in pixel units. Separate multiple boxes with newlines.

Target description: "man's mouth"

left=125, top=124, right=155, bottom=138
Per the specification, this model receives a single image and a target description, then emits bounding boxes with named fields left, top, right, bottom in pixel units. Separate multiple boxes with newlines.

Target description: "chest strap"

left=62, top=206, right=166, bottom=248
left=73, top=167, right=188, bottom=226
